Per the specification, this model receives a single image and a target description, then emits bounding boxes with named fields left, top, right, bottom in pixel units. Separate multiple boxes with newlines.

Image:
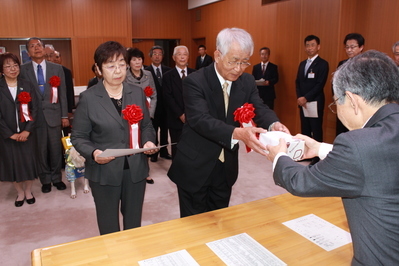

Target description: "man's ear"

left=214, top=50, right=221, bottom=63
left=346, top=91, right=360, bottom=115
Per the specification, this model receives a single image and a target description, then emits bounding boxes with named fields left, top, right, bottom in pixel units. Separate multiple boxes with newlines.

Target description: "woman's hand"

left=93, top=149, right=115, bottom=164
left=143, top=141, right=159, bottom=155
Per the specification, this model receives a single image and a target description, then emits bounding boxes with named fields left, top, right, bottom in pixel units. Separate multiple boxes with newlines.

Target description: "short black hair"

left=0, top=53, right=21, bottom=73
left=343, top=33, right=365, bottom=47
left=304, top=35, right=320, bottom=45
left=94, top=41, right=126, bottom=70
left=149, top=45, right=164, bottom=57
left=26, top=37, right=44, bottom=48
left=127, top=48, right=144, bottom=63
left=259, top=47, right=270, bottom=54
left=198, top=45, right=206, bottom=50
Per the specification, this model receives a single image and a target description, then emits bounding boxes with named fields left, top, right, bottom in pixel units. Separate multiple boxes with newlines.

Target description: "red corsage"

left=233, top=103, right=257, bottom=152
left=122, top=104, right=143, bottom=149
left=17, top=92, right=33, bottom=122
left=49, top=76, right=60, bottom=103
left=144, top=86, right=154, bottom=109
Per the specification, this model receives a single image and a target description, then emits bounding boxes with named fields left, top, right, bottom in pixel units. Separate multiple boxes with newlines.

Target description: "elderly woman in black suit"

left=71, top=41, right=157, bottom=235
left=0, top=53, right=38, bottom=207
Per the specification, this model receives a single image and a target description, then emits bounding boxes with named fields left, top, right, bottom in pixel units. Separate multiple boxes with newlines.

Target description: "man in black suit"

left=195, top=45, right=213, bottom=70
left=251, top=47, right=279, bottom=109
left=296, top=35, right=329, bottom=144
left=145, top=46, right=172, bottom=161
left=335, top=33, right=365, bottom=136
left=168, top=28, right=290, bottom=218
left=163, top=45, right=195, bottom=158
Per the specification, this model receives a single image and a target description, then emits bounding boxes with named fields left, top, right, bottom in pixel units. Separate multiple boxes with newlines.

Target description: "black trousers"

left=299, top=107, right=324, bottom=142
left=89, top=169, right=146, bottom=235
left=169, top=128, right=182, bottom=159
left=177, top=160, right=231, bottom=218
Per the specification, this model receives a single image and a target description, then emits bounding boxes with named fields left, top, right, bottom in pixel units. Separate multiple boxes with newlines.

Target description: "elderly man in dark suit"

left=267, top=50, right=399, bottom=265
left=195, top=45, right=213, bottom=70
left=145, top=46, right=172, bottom=161
left=20, top=37, right=69, bottom=193
left=252, top=47, right=279, bottom=109
left=163, top=45, right=195, bottom=158
left=168, top=28, right=290, bottom=218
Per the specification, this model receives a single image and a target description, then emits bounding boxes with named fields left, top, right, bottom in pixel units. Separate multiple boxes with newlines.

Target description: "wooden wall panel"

left=131, top=40, right=157, bottom=67
left=33, top=0, right=74, bottom=37
left=0, top=0, right=35, bottom=37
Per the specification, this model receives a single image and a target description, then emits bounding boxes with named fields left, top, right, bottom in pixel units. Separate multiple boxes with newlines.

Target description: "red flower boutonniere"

left=49, top=76, right=61, bottom=103
left=144, top=86, right=154, bottom=97
left=233, top=103, right=257, bottom=152
left=17, top=92, right=33, bottom=122
left=122, top=104, right=144, bottom=149
left=49, top=76, right=61, bottom=87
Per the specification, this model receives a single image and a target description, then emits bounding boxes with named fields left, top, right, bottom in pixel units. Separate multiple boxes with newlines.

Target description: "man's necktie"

left=219, top=81, right=229, bottom=163
left=304, top=59, right=312, bottom=76
left=181, top=69, right=186, bottom=79
left=37, top=64, right=45, bottom=94
left=156, top=67, right=162, bottom=85
left=262, top=64, right=266, bottom=75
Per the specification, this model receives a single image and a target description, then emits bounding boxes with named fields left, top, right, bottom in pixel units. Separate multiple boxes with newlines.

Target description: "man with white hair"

left=163, top=45, right=195, bottom=158
left=266, top=50, right=399, bottom=265
left=168, top=28, right=289, bottom=217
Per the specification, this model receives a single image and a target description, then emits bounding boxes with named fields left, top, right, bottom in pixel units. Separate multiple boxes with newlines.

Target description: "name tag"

left=308, top=72, right=315, bottom=79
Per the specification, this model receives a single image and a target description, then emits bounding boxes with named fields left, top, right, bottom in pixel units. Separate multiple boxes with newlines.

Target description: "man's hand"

left=297, top=97, right=307, bottom=107
left=271, top=122, right=291, bottom=135
left=179, top=113, right=186, bottom=123
left=266, top=138, right=288, bottom=162
left=233, top=127, right=268, bottom=156
left=293, top=134, right=321, bottom=159
left=93, top=149, right=115, bottom=164
left=62, top=118, right=70, bottom=128
left=143, top=141, right=159, bottom=155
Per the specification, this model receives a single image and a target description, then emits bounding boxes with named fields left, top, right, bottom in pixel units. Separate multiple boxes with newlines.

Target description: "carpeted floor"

left=0, top=144, right=288, bottom=266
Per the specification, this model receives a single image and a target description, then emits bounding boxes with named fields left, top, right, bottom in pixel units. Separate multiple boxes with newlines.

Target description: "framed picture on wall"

left=19, top=45, right=31, bottom=64
left=0, top=47, right=6, bottom=54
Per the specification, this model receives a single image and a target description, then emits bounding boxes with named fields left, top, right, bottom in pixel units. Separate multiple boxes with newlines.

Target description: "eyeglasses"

left=218, top=50, right=251, bottom=69
left=3, top=64, right=19, bottom=70
left=103, top=62, right=127, bottom=72
left=345, top=45, right=359, bottom=50
left=328, top=96, right=344, bottom=114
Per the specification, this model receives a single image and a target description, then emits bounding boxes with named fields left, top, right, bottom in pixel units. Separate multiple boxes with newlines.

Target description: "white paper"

left=302, top=101, right=318, bottom=118
left=283, top=214, right=352, bottom=251
left=138, top=249, right=199, bottom=266
left=206, top=233, right=286, bottom=266
left=259, top=132, right=305, bottom=161
left=255, top=78, right=267, bottom=86
left=98, top=144, right=173, bottom=158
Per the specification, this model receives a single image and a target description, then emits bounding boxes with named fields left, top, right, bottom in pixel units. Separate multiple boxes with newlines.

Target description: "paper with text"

left=283, top=214, right=352, bottom=251
left=302, top=101, right=318, bottom=118
left=138, top=249, right=199, bottom=266
left=206, top=233, right=286, bottom=266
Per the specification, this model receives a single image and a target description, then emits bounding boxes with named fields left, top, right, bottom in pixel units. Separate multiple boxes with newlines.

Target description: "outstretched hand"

left=293, top=134, right=321, bottom=159
left=265, top=138, right=288, bottom=162
left=233, top=127, right=268, bottom=156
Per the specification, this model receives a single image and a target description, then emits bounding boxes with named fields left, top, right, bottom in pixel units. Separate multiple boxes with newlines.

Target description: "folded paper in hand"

left=259, top=132, right=304, bottom=161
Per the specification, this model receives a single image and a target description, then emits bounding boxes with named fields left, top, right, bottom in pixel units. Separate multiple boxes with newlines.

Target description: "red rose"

left=122, top=104, right=143, bottom=125
left=49, top=76, right=61, bottom=87
left=17, top=92, right=32, bottom=104
left=144, top=86, right=154, bottom=97
left=233, top=103, right=255, bottom=124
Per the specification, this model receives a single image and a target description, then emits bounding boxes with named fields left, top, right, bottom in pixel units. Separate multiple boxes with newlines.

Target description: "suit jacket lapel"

left=207, top=65, right=226, bottom=121
left=228, top=78, right=245, bottom=124
left=0, top=79, right=15, bottom=103
left=94, top=82, right=124, bottom=127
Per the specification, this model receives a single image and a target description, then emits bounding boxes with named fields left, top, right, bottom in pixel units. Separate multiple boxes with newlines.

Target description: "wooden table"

left=31, top=193, right=353, bottom=265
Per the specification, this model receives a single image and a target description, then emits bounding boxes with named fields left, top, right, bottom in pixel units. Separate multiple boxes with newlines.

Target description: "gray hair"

left=333, top=50, right=399, bottom=106
left=392, top=41, right=399, bottom=53
left=173, top=45, right=189, bottom=56
left=216, top=28, right=254, bottom=56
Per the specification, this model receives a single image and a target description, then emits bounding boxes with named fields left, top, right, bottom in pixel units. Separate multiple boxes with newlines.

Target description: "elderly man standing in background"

left=168, top=28, right=289, bottom=218
left=266, top=50, right=399, bottom=265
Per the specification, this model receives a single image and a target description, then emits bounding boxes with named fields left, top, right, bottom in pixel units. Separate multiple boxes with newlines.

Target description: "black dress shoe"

left=160, top=154, right=172, bottom=160
left=42, top=184, right=52, bottom=193
left=26, top=194, right=36, bottom=204
left=150, top=155, right=158, bottom=162
left=15, top=197, right=25, bottom=207
left=53, top=181, right=67, bottom=190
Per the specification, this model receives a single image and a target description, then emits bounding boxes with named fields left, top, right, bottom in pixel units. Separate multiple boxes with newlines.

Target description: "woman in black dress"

left=0, top=53, right=38, bottom=207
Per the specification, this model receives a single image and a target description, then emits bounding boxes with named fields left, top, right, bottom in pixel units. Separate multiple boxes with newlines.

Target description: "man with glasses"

left=168, top=28, right=289, bottom=218
left=295, top=35, right=329, bottom=164
left=266, top=50, right=399, bottom=265
left=335, top=33, right=365, bottom=135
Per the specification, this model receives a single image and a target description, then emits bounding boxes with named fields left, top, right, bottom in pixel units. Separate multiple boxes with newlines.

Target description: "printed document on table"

left=302, top=101, right=318, bottom=118
left=283, top=214, right=352, bottom=251
left=206, top=233, right=286, bottom=266
left=138, top=249, right=199, bottom=266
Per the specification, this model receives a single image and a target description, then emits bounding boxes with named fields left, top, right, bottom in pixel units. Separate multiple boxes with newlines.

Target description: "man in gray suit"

left=266, top=50, right=399, bottom=265
left=20, top=37, right=69, bottom=193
